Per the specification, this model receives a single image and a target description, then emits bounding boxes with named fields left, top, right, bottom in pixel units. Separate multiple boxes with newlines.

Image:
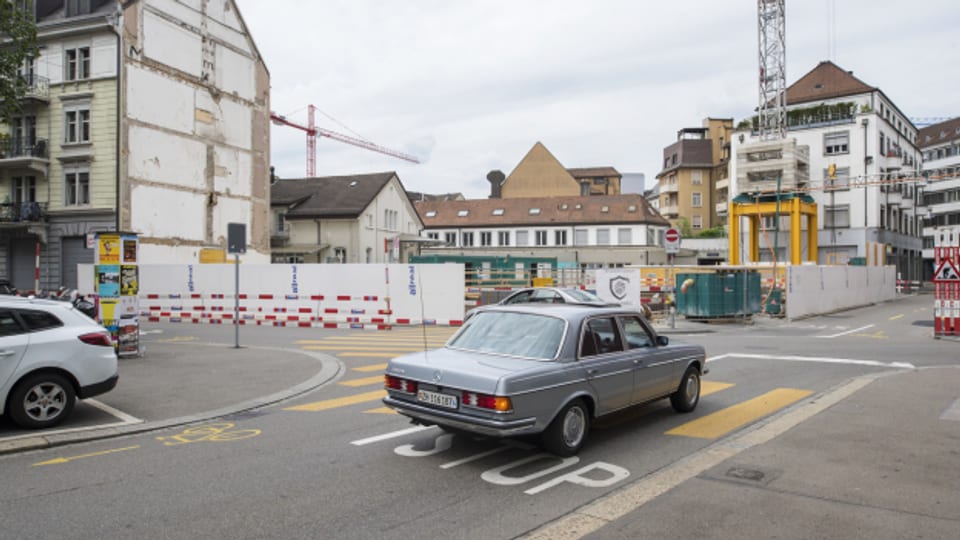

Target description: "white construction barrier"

left=786, top=265, right=896, bottom=320
left=79, top=263, right=466, bottom=329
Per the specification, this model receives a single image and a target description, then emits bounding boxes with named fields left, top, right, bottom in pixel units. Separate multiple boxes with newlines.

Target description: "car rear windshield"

left=565, top=289, right=604, bottom=303
left=448, top=311, right=565, bottom=360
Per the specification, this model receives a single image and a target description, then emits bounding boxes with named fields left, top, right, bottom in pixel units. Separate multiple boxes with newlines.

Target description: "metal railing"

left=0, top=137, right=48, bottom=159
left=21, top=74, right=50, bottom=100
left=0, top=201, right=47, bottom=223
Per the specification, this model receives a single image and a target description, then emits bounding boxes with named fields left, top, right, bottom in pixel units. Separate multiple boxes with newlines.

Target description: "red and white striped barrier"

left=934, top=227, right=960, bottom=337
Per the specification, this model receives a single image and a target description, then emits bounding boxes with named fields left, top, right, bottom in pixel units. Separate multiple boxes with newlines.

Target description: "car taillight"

left=462, top=391, right=512, bottom=412
left=78, top=332, right=113, bottom=347
left=384, top=375, right=418, bottom=393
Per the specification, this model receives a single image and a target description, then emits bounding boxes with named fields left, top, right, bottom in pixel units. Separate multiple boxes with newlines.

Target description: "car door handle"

left=633, top=359, right=643, bottom=365
left=0, top=350, right=16, bottom=357
left=586, top=369, right=598, bottom=376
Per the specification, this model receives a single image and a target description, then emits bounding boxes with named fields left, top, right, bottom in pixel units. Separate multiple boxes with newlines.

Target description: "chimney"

left=486, top=170, right=505, bottom=199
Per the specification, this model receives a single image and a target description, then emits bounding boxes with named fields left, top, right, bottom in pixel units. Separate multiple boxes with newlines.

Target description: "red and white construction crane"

left=270, top=104, right=419, bottom=177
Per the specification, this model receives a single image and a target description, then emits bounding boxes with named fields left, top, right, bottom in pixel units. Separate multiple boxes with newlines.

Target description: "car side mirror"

left=656, top=335, right=669, bottom=347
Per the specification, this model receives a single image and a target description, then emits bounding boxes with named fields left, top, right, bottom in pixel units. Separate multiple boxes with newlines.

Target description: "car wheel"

left=670, top=367, right=701, bottom=413
left=7, top=373, right=76, bottom=429
left=541, top=399, right=590, bottom=457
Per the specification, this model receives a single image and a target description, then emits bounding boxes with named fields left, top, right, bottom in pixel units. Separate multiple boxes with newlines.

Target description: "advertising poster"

left=98, top=297, right=120, bottom=349
left=97, top=265, right=120, bottom=297
left=120, top=265, right=139, bottom=296
left=97, top=234, right=120, bottom=265
left=117, top=319, right=140, bottom=355
left=122, top=235, right=138, bottom=263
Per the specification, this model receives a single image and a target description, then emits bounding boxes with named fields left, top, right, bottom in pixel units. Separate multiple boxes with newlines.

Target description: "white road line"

left=87, top=399, right=143, bottom=424
left=350, top=425, right=433, bottom=446
left=940, top=399, right=960, bottom=422
left=815, top=324, right=875, bottom=338
left=718, top=352, right=913, bottom=370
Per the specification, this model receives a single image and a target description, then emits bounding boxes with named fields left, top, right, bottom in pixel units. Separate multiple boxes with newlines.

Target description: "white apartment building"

left=919, top=117, right=960, bottom=280
left=730, top=61, right=924, bottom=281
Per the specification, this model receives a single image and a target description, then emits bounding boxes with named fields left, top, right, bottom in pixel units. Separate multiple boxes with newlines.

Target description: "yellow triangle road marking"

left=352, top=363, right=388, bottom=372
left=339, top=375, right=384, bottom=387
left=364, top=407, right=397, bottom=415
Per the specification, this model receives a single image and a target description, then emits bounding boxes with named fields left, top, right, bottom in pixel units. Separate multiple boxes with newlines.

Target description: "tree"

left=0, top=0, right=39, bottom=123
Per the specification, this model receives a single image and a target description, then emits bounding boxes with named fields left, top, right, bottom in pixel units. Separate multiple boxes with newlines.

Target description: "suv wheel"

left=8, top=373, right=76, bottom=429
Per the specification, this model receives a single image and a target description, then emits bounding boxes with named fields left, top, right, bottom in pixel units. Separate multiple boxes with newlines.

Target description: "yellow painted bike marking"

left=666, top=388, right=813, bottom=439
left=351, top=363, right=388, bottom=371
left=338, top=375, right=385, bottom=387
left=700, top=380, right=734, bottom=397
left=156, top=422, right=261, bottom=446
left=593, top=381, right=735, bottom=430
left=888, top=314, right=904, bottom=321
left=284, top=390, right=387, bottom=412
left=32, top=445, right=141, bottom=467
left=854, top=331, right=889, bottom=339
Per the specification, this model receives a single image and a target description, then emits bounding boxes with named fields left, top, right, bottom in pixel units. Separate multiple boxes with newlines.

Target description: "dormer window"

left=559, top=203, right=569, bottom=210
left=425, top=211, right=437, bottom=218
left=574, top=203, right=582, bottom=210
left=529, top=208, right=541, bottom=215
left=457, top=210, right=469, bottom=217
left=492, top=208, right=504, bottom=216
left=601, top=206, right=609, bottom=213
left=628, top=205, right=637, bottom=212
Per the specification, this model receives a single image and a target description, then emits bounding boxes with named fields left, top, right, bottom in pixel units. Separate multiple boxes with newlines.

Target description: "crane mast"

left=757, top=0, right=787, bottom=142
left=270, top=104, right=419, bottom=177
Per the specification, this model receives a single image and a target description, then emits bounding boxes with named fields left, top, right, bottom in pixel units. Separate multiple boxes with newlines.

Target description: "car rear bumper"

left=383, top=395, right=538, bottom=437
left=78, top=374, right=118, bottom=399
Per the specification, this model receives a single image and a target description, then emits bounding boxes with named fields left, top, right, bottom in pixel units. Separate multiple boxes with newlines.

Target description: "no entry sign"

left=665, top=228, right=681, bottom=254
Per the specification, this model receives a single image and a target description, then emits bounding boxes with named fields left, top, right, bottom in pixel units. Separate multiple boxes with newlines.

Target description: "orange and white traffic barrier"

left=934, top=227, right=960, bottom=338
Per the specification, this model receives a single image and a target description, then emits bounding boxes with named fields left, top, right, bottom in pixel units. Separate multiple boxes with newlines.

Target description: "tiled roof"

left=785, top=61, right=876, bottom=105
left=415, top=194, right=669, bottom=228
left=406, top=191, right=465, bottom=202
left=918, top=117, right=960, bottom=148
left=271, top=172, right=397, bottom=218
left=567, top=167, right=621, bottom=178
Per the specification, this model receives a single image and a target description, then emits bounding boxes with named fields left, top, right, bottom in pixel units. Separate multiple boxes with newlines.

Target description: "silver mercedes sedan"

left=382, top=304, right=707, bottom=456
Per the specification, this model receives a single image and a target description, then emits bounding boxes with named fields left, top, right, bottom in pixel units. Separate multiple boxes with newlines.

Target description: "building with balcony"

left=730, top=61, right=924, bottom=281
left=919, top=117, right=960, bottom=279
left=655, top=118, right=733, bottom=232
left=1, top=0, right=270, bottom=291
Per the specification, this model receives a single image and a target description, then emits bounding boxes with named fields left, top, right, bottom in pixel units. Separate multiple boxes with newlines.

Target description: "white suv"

left=1, top=296, right=118, bottom=429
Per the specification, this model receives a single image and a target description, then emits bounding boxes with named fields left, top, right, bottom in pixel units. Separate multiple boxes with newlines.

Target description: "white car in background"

left=0, top=297, right=118, bottom=429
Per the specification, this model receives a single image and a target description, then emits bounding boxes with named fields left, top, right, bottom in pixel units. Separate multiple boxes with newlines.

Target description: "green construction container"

left=675, top=271, right=761, bottom=318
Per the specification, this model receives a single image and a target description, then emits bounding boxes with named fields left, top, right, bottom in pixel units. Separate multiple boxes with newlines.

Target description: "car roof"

left=0, top=296, right=71, bottom=309
left=476, top=303, right=638, bottom=319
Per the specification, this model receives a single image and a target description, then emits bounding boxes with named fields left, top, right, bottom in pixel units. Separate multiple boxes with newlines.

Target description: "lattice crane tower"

left=757, top=0, right=786, bottom=142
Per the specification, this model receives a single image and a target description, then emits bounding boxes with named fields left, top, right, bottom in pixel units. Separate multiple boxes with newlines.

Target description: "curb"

left=0, top=344, right=341, bottom=456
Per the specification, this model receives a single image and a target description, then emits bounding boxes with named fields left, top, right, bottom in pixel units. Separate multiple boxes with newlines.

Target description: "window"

left=628, top=205, right=637, bottom=212
left=692, top=215, right=702, bottom=229
left=13, top=176, right=36, bottom=203
left=580, top=183, right=590, bottom=196
left=528, top=208, right=541, bottom=215
left=601, top=206, right=609, bottom=213
left=424, top=211, right=436, bottom=218
left=621, top=316, right=652, bottom=349
left=825, top=205, right=850, bottom=228
left=554, top=230, right=567, bottom=246
left=457, top=210, right=469, bottom=217
left=66, top=0, right=95, bottom=16
left=461, top=232, right=474, bottom=247
left=444, top=232, right=456, bottom=246
left=824, top=131, right=849, bottom=155
left=333, top=247, right=346, bottom=263
left=64, top=106, right=90, bottom=143
left=580, top=317, right=623, bottom=357
left=597, top=229, right=610, bottom=245
left=427, top=232, right=439, bottom=240
left=618, top=228, right=632, bottom=244
left=64, top=166, right=90, bottom=206
left=535, top=230, right=547, bottom=246
left=691, top=170, right=702, bottom=185
left=19, top=309, right=63, bottom=331
left=492, top=208, right=504, bottom=216
left=275, top=212, right=286, bottom=234
left=480, top=231, right=492, bottom=246
left=498, top=231, right=510, bottom=246
left=0, top=310, right=23, bottom=338
left=823, top=166, right=851, bottom=190
left=692, top=192, right=702, bottom=207
left=574, top=228, right=588, bottom=245
left=65, top=46, right=91, bottom=81
left=516, top=230, right=529, bottom=246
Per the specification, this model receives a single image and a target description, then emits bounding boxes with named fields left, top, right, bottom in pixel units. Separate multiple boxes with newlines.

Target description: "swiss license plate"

left=418, top=389, right=457, bottom=409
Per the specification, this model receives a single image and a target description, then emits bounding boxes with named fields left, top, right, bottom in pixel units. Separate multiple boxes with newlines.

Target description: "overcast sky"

left=235, top=0, right=959, bottom=199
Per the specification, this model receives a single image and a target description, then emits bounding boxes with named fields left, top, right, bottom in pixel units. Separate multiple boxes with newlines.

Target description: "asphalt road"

left=0, top=294, right=955, bottom=539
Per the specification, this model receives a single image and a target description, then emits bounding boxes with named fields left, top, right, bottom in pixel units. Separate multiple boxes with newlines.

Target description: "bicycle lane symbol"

left=156, top=422, right=261, bottom=446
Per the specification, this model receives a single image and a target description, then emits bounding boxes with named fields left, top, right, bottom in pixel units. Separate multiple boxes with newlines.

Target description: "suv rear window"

left=18, top=309, right=64, bottom=331
left=0, top=310, right=23, bottom=337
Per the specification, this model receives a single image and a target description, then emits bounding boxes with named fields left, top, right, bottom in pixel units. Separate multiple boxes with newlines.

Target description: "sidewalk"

left=0, top=341, right=340, bottom=454
left=530, top=367, right=960, bottom=540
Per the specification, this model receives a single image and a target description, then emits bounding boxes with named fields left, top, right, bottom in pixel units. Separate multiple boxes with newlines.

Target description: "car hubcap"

left=685, top=374, right=700, bottom=404
left=562, top=407, right=586, bottom=448
left=23, top=383, right=66, bottom=421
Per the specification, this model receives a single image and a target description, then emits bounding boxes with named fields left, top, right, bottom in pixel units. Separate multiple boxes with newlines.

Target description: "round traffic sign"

left=665, top=228, right=680, bottom=243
